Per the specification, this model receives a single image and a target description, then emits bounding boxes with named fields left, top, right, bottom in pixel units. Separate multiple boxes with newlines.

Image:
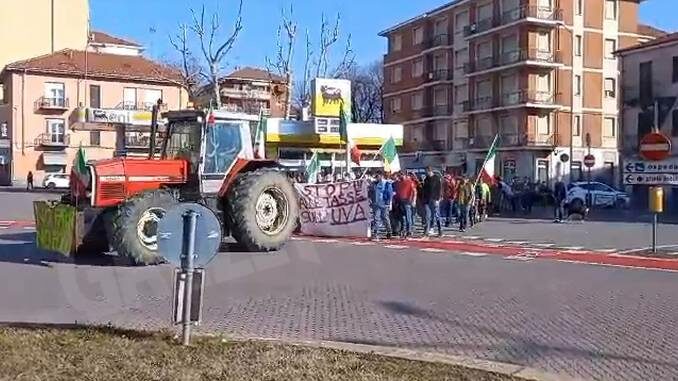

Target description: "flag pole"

left=474, top=133, right=500, bottom=185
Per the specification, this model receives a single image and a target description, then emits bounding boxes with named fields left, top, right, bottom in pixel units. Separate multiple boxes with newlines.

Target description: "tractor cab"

left=161, top=109, right=265, bottom=196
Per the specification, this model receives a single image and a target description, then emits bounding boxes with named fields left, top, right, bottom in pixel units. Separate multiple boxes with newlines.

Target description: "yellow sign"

left=649, top=186, right=664, bottom=213
left=34, top=201, right=77, bottom=256
left=311, top=78, right=351, bottom=118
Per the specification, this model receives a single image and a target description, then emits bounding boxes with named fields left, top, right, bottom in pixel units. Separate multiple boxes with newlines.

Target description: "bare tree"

left=295, top=29, right=314, bottom=111
left=346, top=60, right=383, bottom=123
left=168, top=23, right=204, bottom=99
left=266, top=5, right=297, bottom=119
left=190, top=0, right=244, bottom=108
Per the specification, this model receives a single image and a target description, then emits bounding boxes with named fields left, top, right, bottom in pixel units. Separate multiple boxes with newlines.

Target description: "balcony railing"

left=465, top=49, right=560, bottom=74
left=222, top=103, right=271, bottom=116
left=501, top=5, right=563, bottom=25
left=221, top=88, right=271, bottom=100
left=464, top=91, right=557, bottom=112
left=411, top=105, right=452, bottom=119
left=124, top=134, right=164, bottom=149
left=425, top=34, right=450, bottom=48
left=464, top=6, right=563, bottom=37
left=403, top=139, right=447, bottom=152
left=35, top=133, right=69, bottom=147
left=36, top=97, right=69, bottom=110
left=427, top=69, right=453, bottom=81
left=115, top=102, right=169, bottom=112
left=471, top=133, right=557, bottom=149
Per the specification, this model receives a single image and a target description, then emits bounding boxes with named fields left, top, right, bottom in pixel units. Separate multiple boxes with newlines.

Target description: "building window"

left=413, top=26, right=424, bottom=45
left=455, top=11, right=469, bottom=33
left=605, top=0, right=617, bottom=20
left=46, top=119, right=65, bottom=143
left=412, top=92, right=424, bottom=110
left=604, top=39, right=616, bottom=59
left=573, top=115, right=581, bottom=136
left=433, top=52, right=447, bottom=71
left=537, top=160, right=550, bottom=183
left=575, top=35, right=582, bottom=56
left=0, top=84, right=4, bottom=104
left=672, top=110, right=678, bottom=137
left=44, top=82, right=65, bottom=107
left=454, top=48, right=468, bottom=68
left=673, top=57, right=678, bottom=83
left=89, top=85, right=101, bottom=108
left=390, top=97, right=401, bottom=113
left=639, top=61, right=653, bottom=103
left=434, top=87, right=447, bottom=106
left=604, top=78, right=616, bottom=98
left=455, top=84, right=468, bottom=103
left=412, top=59, right=424, bottom=78
left=0, top=122, right=8, bottom=138
left=144, top=89, right=163, bottom=110
left=90, top=131, right=100, bottom=146
left=123, top=87, right=137, bottom=109
left=391, top=34, right=402, bottom=52
left=575, top=0, right=583, bottom=15
left=603, top=117, right=616, bottom=137
left=536, top=114, right=550, bottom=135
left=391, top=66, right=402, bottom=83
left=434, top=17, right=448, bottom=36
left=571, top=162, right=583, bottom=181
left=575, top=75, right=582, bottom=96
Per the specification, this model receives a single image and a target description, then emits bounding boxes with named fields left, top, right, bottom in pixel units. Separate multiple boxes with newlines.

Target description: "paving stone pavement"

left=1, top=233, right=677, bottom=381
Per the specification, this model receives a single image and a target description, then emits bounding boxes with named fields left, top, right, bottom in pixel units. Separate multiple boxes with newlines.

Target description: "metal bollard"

left=181, top=210, right=198, bottom=345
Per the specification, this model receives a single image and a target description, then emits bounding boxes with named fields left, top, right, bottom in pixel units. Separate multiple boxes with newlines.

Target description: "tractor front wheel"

left=110, top=190, right=177, bottom=265
left=227, top=169, right=299, bottom=251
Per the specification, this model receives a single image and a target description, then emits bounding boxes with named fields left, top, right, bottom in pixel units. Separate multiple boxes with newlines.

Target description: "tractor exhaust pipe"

left=148, top=99, right=161, bottom=159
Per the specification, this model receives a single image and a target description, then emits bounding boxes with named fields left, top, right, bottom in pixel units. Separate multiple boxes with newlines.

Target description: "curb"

left=220, top=334, right=588, bottom=381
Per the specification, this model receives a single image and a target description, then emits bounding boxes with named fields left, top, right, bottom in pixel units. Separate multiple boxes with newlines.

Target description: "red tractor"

left=44, top=107, right=299, bottom=265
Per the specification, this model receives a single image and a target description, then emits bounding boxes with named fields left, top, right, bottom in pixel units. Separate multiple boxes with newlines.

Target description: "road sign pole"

left=181, top=210, right=198, bottom=346
left=652, top=213, right=658, bottom=254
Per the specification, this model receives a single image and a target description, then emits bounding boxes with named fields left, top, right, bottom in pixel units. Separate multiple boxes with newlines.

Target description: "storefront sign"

left=82, top=107, right=159, bottom=126
left=624, top=158, right=678, bottom=174
left=311, top=78, right=351, bottom=118
left=624, top=173, right=678, bottom=185
left=295, top=179, right=369, bottom=237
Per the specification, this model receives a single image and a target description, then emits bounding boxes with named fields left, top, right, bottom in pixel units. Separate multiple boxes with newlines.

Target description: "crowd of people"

left=366, top=167, right=494, bottom=240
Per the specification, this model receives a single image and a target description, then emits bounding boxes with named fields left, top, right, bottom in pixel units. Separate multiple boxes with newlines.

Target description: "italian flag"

left=380, top=136, right=401, bottom=173
left=253, top=108, right=267, bottom=159
left=306, top=152, right=320, bottom=184
left=70, top=145, right=89, bottom=197
left=479, top=134, right=499, bottom=185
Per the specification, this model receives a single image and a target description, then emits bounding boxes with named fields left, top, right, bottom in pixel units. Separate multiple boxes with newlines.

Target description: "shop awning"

left=42, top=152, right=67, bottom=166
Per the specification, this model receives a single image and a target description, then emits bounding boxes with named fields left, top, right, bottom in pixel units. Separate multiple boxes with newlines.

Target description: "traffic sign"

left=158, top=203, right=222, bottom=268
left=624, top=173, right=678, bottom=185
left=624, top=158, right=678, bottom=174
left=639, top=132, right=672, bottom=161
left=584, top=154, right=595, bottom=168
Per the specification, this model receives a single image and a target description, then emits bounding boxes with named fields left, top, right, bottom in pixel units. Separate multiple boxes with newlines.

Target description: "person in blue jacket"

left=370, top=171, right=393, bottom=240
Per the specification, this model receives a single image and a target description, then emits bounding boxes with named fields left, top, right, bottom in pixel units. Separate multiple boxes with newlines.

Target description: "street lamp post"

left=586, top=132, right=592, bottom=207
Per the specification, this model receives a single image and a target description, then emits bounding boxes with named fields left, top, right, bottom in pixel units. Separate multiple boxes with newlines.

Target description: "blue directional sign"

left=158, top=203, right=222, bottom=268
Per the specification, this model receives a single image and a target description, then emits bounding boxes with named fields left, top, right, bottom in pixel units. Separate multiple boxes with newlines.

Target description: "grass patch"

left=0, top=326, right=525, bottom=381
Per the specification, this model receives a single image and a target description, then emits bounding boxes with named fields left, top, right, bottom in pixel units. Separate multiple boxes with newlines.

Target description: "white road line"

left=459, top=252, right=488, bottom=257
left=420, top=248, right=446, bottom=253
left=314, top=239, right=338, bottom=243
left=596, top=249, right=618, bottom=253
left=505, top=241, right=529, bottom=245
left=0, top=221, right=16, bottom=225
left=559, top=246, right=584, bottom=251
left=463, top=236, right=480, bottom=240
left=384, top=244, right=407, bottom=249
left=505, top=256, right=534, bottom=261
left=22, top=227, right=35, bottom=230
left=352, top=242, right=374, bottom=246
left=0, top=226, right=8, bottom=230
left=443, top=234, right=456, bottom=238
left=484, top=238, right=504, bottom=242
left=533, top=243, right=555, bottom=248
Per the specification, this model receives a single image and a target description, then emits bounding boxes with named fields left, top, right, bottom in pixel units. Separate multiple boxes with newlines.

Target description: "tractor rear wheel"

left=227, top=169, right=298, bottom=251
left=110, top=190, right=177, bottom=265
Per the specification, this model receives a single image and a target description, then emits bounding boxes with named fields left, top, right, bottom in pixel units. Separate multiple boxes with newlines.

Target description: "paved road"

left=0, top=228, right=677, bottom=381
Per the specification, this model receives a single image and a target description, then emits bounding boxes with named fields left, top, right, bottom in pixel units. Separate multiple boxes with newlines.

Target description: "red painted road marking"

left=300, top=235, right=678, bottom=272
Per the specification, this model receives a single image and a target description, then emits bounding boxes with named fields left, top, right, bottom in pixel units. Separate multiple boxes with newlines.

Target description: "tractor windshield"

left=203, top=122, right=242, bottom=174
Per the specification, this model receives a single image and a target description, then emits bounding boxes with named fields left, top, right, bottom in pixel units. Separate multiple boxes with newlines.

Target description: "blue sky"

left=91, top=0, right=675, bottom=74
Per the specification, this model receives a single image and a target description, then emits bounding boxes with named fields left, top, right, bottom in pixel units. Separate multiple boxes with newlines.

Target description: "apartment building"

left=617, top=33, right=678, bottom=208
left=380, top=0, right=657, bottom=185
left=0, top=46, right=186, bottom=186
left=0, top=0, right=89, bottom=69
left=196, top=67, right=288, bottom=118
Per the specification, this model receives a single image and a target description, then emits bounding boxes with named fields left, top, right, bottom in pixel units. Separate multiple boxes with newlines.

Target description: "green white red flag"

left=253, top=108, right=267, bottom=159
left=479, top=134, right=499, bottom=185
left=70, top=145, right=89, bottom=197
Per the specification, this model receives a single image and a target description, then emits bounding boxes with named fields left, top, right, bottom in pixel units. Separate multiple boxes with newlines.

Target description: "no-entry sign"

left=640, top=132, right=672, bottom=161
left=584, top=154, right=595, bottom=168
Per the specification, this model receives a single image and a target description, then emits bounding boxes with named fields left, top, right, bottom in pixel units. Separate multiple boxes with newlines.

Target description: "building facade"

left=0, top=48, right=187, bottom=186
left=196, top=67, right=289, bottom=118
left=380, top=0, right=656, bottom=185
left=617, top=33, right=678, bottom=209
left=0, top=0, right=89, bottom=69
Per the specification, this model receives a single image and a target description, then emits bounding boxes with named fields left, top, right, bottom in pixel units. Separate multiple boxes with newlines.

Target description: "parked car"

left=42, top=173, right=70, bottom=189
left=566, top=181, right=630, bottom=210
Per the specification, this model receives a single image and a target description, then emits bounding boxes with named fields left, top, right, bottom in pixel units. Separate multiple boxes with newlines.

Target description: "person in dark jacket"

left=422, top=167, right=443, bottom=237
left=553, top=177, right=567, bottom=223
left=370, top=171, right=393, bottom=240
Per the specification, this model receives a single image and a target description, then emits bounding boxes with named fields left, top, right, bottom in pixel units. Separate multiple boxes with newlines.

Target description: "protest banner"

left=34, top=201, right=78, bottom=256
left=294, top=179, right=370, bottom=237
